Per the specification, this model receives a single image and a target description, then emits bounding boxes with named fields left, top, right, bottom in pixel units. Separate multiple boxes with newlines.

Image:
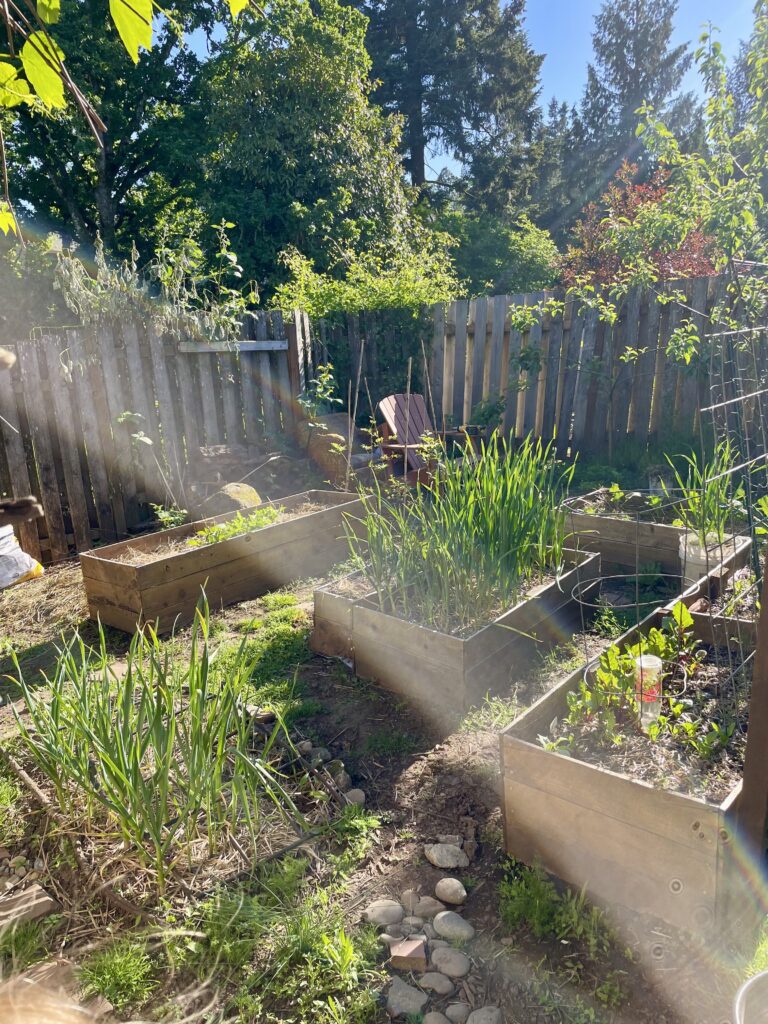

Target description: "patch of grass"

left=0, top=916, right=61, bottom=971
left=327, top=805, right=381, bottom=876
left=499, top=860, right=614, bottom=962
left=262, top=593, right=299, bottom=611
left=363, top=730, right=417, bottom=756
left=0, top=770, right=25, bottom=846
left=461, top=693, right=520, bottom=732
left=80, top=937, right=158, bottom=1012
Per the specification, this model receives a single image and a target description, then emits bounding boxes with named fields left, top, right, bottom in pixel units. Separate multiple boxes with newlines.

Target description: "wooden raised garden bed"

left=312, top=550, right=602, bottom=724
left=500, top=606, right=758, bottom=935
left=81, top=490, right=363, bottom=632
left=563, top=488, right=752, bottom=579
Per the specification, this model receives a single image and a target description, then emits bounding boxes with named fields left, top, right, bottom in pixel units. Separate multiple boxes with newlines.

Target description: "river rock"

left=431, top=946, right=471, bottom=978
left=435, top=878, right=467, bottom=905
left=362, top=899, right=404, bottom=927
left=418, top=972, right=454, bottom=995
left=424, top=1013, right=452, bottom=1024
left=345, top=788, right=366, bottom=806
left=335, top=769, right=352, bottom=792
left=445, top=1003, right=472, bottom=1023
left=425, top=844, right=469, bottom=869
left=387, top=977, right=429, bottom=1018
left=466, top=1009, right=502, bottom=1024
left=414, top=896, right=447, bottom=918
left=433, top=911, right=475, bottom=942
left=402, top=916, right=424, bottom=929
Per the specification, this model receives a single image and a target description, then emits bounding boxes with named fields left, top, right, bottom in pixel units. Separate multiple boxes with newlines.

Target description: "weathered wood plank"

left=42, top=338, right=92, bottom=552
left=17, top=341, right=69, bottom=561
left=66, top=331, right=117, bottom=546
left=539, top=307, right=563, bottom=441
left=452, top=299, right=469, bottom=425
left=430, top=303, right=446, bottom=426
left=555, top=300, right=586, bottom=447
left=0, top=349, right=41, bottom=559
left=470, top=297, right=488, bottom=416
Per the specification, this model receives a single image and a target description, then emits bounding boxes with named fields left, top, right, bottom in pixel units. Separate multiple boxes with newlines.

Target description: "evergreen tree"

left=352, top=0, right=543, bottom=208
left=575, top=0, right=695, bottom=205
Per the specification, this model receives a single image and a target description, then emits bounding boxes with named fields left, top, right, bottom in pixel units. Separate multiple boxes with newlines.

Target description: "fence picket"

left=452, top=299, right=469, bottom=425
left=0, top=351, right=41, bottom=559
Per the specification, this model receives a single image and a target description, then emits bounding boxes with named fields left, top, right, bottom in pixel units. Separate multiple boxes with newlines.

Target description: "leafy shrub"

left=271, top=233, right=460, bottom=319
left=434, top=210, right=560, bottom=295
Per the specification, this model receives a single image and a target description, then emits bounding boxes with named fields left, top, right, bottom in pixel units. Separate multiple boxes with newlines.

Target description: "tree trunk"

left=403, top=0, right=426, bottom=186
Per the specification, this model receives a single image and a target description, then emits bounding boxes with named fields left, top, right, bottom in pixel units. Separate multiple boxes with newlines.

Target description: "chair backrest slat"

left=378, top=393, right=432, bottom=471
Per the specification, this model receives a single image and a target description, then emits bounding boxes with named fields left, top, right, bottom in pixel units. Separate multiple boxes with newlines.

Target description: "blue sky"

left=524, top=0, right=756, bottom=108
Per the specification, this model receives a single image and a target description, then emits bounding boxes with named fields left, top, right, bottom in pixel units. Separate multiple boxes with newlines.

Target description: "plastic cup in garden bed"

left=499, top=605, right=759, bottom=936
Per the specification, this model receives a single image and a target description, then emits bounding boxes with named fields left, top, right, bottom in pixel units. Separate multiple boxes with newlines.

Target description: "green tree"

left=562, top=0, right=698, bottom=231
left=351, top=0, right=543, bottom=205
left=4, top=0, right=214, bottom=252
left=430, top=208, right=559, bottom=294
left=199, top=0, right=419, bottom=291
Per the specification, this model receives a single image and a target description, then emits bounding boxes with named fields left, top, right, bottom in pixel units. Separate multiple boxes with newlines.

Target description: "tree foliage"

left=199, top=0, right=415, bottom=291
left=561, top=161, right=717, bottom=287
left=352, top=0, right=543, bottom=205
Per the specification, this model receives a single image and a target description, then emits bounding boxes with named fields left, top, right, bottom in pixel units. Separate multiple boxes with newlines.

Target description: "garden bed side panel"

left=310, top=577, right=375, bottom=659
left=463, top=551, right=601, bottom=697
left=81, top=490, right=363, bottom=631
left=499, top=610, right=750, bottom=934
left=565, top=494, right=751, bottom=582
left=351, top=551, right=600, bottom=730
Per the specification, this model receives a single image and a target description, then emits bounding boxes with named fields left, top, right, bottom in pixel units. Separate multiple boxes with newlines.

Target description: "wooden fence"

left=2, top=274, right=764, bottom=561
left=0, top=312, right=315, bottom=562
left=317, top=275, right=761, bottom=456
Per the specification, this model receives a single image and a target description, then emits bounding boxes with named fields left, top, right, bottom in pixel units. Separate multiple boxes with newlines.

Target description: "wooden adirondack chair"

left=377, top=393, right=466, bottom=483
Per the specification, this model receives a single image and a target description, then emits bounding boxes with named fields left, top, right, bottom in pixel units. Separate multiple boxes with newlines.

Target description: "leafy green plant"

left=298, top=364, right=344, bottom=426
left=499, top=860, right=614, bottom=961
left=13, top=598, right=306, bottom=893
left=663, top=440, right=739, bottom=545
left=150, top=502, right=188, bottom=529
left=348, top=435, right=574, bottom=635
left=550, top=603, right=718, bottom=754
left=188, top=506, right=283, bottom=548
left=469, top=394, right=505, bottom=430
left=81, top=937, right=159, bottom=1012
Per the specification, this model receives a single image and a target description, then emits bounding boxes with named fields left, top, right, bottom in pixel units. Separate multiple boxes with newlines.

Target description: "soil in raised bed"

left=709, top=564, right=760, bottom=618
left=112, top=500, right=330, bottom=565
left=362, top=569, right=559, bottom=640
left=565, top=487, right=681, bottom=524
left=548, top=646, right=752, bottom=803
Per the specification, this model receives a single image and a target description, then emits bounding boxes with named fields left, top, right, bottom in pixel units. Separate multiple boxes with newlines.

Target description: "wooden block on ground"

left=389, top=937, right=428, bottom=971
left=0, top=884, right=60, bottom=930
